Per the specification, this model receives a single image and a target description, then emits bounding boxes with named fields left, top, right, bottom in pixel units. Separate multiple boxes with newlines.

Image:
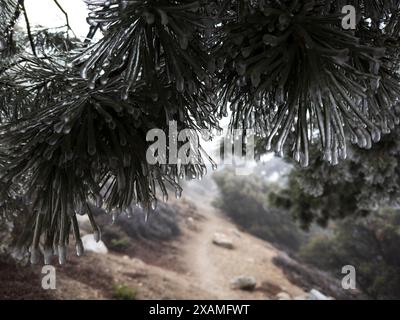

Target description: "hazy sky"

left=24, top=0, right=89, bottom=38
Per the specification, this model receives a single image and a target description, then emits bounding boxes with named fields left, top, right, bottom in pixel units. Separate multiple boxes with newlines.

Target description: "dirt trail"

left=178, top=181, right=305, bottom=299
left=184, top=200, right=242, bottom=299
left=0, top=179, right=305, bottom=300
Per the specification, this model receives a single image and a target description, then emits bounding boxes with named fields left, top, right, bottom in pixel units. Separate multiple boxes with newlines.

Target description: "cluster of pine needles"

left=0, top=0, right=399, bottom=264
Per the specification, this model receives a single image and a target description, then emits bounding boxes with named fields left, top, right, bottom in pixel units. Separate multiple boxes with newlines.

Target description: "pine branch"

left=1, top=0, right=400, bottom=265
left=0, top=56, right=212, bottom=264
left=0, top=0, right=19, bottom=33
left=271, top=125, right=400, bottom=228
left=214, top=0, right=400, bottom=166
left=0, top=0, right=20, bottom=54
left=74, top=0, right=217, bottom=120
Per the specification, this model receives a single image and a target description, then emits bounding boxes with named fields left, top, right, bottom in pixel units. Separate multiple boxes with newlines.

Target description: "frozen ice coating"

left=0, top=37, right=7, bottom=51
left=0, top=0, right=400, bottom=302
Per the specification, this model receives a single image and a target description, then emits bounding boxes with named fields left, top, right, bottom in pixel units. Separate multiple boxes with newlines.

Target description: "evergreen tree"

left=0, top=0, right=18, bottom=53
left=213, top=169, right=308, bottom=251
left=0, top=1, right=399, bottom=264
left=270, top=126, right=400, bottom=228
left=299, top=208, right=400, bottom=299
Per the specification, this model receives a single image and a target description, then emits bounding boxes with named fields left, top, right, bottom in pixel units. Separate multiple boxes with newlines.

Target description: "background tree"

left=299, top=207, right=400, bottom=299
left=0, top=0, right=19, bottom=55
left=213, top=169, right=308, bottom=251
left=0, top=0, right=399, bottom=265
left=270, top=126, right=400, bottom=228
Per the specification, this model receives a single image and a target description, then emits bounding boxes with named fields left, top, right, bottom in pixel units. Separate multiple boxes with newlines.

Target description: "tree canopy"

left=0, top=0, right=399, bottom=264
left=270, top=125, right=400, bottom=229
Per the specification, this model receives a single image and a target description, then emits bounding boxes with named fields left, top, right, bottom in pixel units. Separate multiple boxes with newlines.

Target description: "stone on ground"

left=231, top=276, right=257, bottom=291
left=212, top=232, right=234, bottom=249
left=276, top=292, right=292, bottom=300
left=82, top=234, right=108, bottom=254
left=307, top=289, right=333, bottom=300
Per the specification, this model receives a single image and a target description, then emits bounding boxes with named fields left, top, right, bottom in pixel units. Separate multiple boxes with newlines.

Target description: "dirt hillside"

left=0, top=180, right=305, bottom=300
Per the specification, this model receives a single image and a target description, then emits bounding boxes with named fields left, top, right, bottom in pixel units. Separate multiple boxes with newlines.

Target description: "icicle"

left=100, top=76, right=109, bottom=85
left=121, top=91, right=129, bottom=101
left=47, top=134, right=60, bottom=146
left=176, top=78, right=185, bottom=93
left=43, top=245, right=53, bottom=265
left=93, top=227, right=101, bottom=242
left=30, top=246, right=40, bottom=265
left=163, top=193, right=168, bottom=202
left=43, top=148, right=54, bottom=160
left=339, top=145, right=347, bottom=160
left=356, top=129, right=368, bottom=148
left=89, top=80, right=96, bottom=90
left=80, top=65, right=90, bottom=80
left=11, top=247, right=26, bottom=261
left=251, top=71, right=261, bottom=87
left=175, top=187, right=182, bottom=199
left=241, top=46, right=252, bottom=58
left=387, top=117, right=395, bottom=130
left=144, top=11, right=155, bottom=24
left=236, top=76, right=247, bottom=87
left=236, top=61, right=246, bottom=76
left=58, top=244, right=67, bottom=265
left=54, top=121, right=64, bottom=134
left=324, top=149, right=332, bottom=163
left=0, top=37, right=7, bottom=51
left=87, top=203, right=101, bottom=243
left=123, top=153, right=131, bottom=167
left=63, top=123, right=72, bottom=134
left=111, top=210, right=118, bottom=224
left=300, top=152, right=309, bottom=168
left=275, top=135, right=285, bottom=157
left=331, top=149, right=339, bottom=166
left=53, top=243, right=59, bottom=257
left=371, top=127, right=381, bottom=143
left=365, top=132, right=372, bottom=150
left=201, top=165, right=207, bottom=178
left=180, top=36, right=189, bottom=50
left=157, top=9, right=169, bottom=25
left=294, top=150, right=301, bottom=163
left=76, top=240, right=84, bottom=257
left=151, top=198, right=157, bottom=210
left=125, top=207, right=133, bottom=218
left=151, top=93, right=159, bottom=102
left=371, top=78, right=381, bottom=91
left=95, top=194, right=103, bottom=208
left=265, top=138, right=272, bottom=151
left=30, top=213, right=43, bottom=264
